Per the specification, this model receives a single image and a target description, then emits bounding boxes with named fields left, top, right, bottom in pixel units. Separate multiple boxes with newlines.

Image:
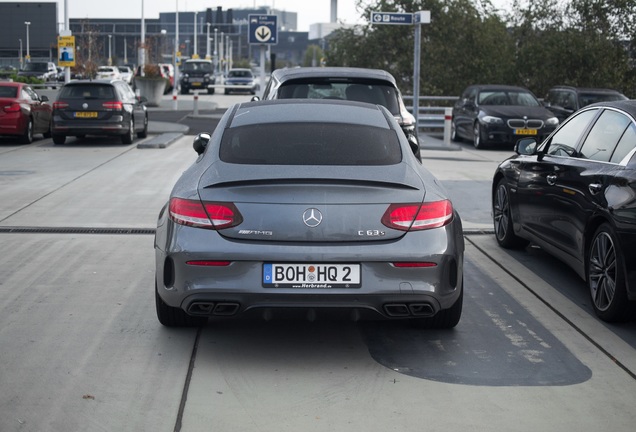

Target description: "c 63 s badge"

left=358, top=230, right=386, bottom=237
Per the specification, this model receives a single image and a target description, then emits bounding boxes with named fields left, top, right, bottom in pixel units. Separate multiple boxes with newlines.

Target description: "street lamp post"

left=24, top=21, right=31, bottom=63
left=206, top=22, right=210, bottom=59
left=108, top=34, right=112, bottom=65
left=213, top=28, right=218, bottom=75
left=19, top=39, right=23, bottom=69
left=173, top=0, right=180, bottom=110
left=193, top=11, right=198, bottom=58
left=141, top=0, right=146, bottom=76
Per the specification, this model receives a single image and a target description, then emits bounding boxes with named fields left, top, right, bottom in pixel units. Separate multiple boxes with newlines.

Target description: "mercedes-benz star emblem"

left=82, top=103, right=88, bottom=109
left=302, top=208, right=323, bottom=228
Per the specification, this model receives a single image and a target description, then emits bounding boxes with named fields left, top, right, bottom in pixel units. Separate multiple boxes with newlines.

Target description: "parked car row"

left=452, top=84, right=628, bottom=149
left=0, top=77, right=148, bottom=145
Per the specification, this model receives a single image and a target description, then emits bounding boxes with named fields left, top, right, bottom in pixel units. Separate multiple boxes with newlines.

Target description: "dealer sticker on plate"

left=263, top=263, right=361, bottom=288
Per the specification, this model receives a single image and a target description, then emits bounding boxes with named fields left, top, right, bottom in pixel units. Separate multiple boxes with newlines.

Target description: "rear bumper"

left=52, top=117, right=128, bottom=136
left=155, top=216, right=464, bottom=320
left=0, top=113, right=26, bottom=136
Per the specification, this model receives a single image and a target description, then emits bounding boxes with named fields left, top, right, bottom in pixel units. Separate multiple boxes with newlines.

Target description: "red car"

left=0, top=82, right=52, bottom=143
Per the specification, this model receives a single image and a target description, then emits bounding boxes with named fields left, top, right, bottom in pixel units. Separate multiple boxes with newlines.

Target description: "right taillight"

left=169, top=198, right=242, bottom=230
left=382, top=200, right=453, bottom=231
left=102, top=101, right=123, bottom=110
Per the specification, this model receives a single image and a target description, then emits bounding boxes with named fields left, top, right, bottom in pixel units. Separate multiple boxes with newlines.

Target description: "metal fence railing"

left=403, top=95, right=457, bottom=131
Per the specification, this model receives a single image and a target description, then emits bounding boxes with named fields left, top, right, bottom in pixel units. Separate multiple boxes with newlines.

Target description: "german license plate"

left=74, top=111, right=97, bottom=118
left=192, top=82, right=202, bottom=86
left=515, top=129, right=537, bottom=135
left=263, top=263, right=361, bottom=288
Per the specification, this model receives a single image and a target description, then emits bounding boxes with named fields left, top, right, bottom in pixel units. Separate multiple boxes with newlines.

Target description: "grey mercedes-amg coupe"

left=154, top=99, right=464, bottom=328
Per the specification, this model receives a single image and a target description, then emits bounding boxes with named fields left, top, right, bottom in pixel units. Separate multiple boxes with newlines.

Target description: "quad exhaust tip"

left=384, top=303, right=435, bottom=317
left=188, top=302, right=240, bottom=316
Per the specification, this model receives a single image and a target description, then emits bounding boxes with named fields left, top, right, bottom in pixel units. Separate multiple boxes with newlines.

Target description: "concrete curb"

left=137, top=133, right=184, bottom=149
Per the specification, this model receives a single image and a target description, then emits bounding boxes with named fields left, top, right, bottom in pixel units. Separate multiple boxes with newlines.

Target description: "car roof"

left=271, top=67, right=398, bottom=86
left=586, top=99, right=636, bottom=116
left=0, top=81, right=21, bottom=88
left=470, top=84, right=532, bottom=92
left=548, top=85, right=624, bottom=94
left=228, top=99, right=394, bottom=129
left=63, top=79, right=122, bottom=85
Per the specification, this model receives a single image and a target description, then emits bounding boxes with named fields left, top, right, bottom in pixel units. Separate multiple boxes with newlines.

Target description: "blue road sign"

left=248, top=14, right=278, bottom=45
left=370, top=12, right=414, bottom=25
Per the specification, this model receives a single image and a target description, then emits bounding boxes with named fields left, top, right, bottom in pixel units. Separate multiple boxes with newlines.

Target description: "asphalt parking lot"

left=1, top=93, right=635, bottom=432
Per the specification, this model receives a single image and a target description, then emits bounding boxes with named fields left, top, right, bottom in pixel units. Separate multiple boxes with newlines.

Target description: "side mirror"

left=515, top=137, right=537, bottom=155
left=250, top=95, right=260, bottom=101
left=193, top=132, right=211, bottom=155
left=40, top=95, right=49, bottom=102
left=138, top=96, right=148, bottom=104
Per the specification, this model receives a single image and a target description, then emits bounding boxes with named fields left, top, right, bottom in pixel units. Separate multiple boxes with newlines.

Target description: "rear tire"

left=411, top=285, right=463, bottom=329
left=155, top=283, right=207, bottom=327
left=137, top=114, right=148, bottom=138
left=180, top=87, right=188, bottom=95
left=493, top=178, right=529, bottom=248
left=588, top=224, right=632, bottom=322
left=52, top=134, right=66, bottom=145
left=207, top=88, right=215, bottom=95
left=121, top=119, right=134, bottom=144
left=19, top=118, right=33, bottom=144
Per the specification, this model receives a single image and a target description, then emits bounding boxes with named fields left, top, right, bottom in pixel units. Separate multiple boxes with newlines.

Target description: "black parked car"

left=452, top=84, right=559, bottom=149
left=52, top=79, right=148, bottom=145
left=544, top=86, right=628, bottom=122
left=492, top=100, right=636, bottom=322
left=254, top=67, right=420, bottom=158
left=180, top=59, right=215, bottom=95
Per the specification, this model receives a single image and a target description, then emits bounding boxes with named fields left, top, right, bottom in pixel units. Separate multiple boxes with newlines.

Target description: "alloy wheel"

left=493, top=184, right=510, bottom=242
left=588, top=231, right=616, bottom=313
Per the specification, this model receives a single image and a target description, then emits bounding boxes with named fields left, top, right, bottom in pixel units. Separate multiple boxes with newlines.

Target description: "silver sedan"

left=154, top=99, right=464, bottom=328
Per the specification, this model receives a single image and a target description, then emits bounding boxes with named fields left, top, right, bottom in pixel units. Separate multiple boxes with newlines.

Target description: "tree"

left=303, top=45, right=326, bottom=67
left=327, top=0, right=515, bottom=95
left=325, top=0, right=636, bottom=97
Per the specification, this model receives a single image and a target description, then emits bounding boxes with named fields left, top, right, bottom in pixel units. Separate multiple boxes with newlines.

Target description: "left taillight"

left=3, top=103, right=21, bottom=112
left=382, top=200, right=453, bottom=231
left=169, top=197, right=242, bottom=230
left=53, top=101, right=68, bottom=110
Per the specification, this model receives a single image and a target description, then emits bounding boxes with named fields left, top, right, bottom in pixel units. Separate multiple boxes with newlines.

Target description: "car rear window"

left=0, top=86, right=17, bottom=98
left=277, top=82, right=401, bottom=115
left=219, top=122, right=402, bottom=166
left=59, top=84, right=116, bottom=99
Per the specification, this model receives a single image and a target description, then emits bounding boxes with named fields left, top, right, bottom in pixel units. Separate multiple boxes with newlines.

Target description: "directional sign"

left=370, top=12, right=413, bottom=25
left=57, top=35, right=75, bottom=67
left=248, top=14, right=278, bottom=45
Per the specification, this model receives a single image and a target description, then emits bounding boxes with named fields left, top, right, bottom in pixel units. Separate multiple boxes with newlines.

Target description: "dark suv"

left=254, top=67, right=420, bottom=158
left=544, top=86, right=628, bottom=122
left=180, top=59, right=215, bottom=94
left=52, top=79, right=148, bottom=145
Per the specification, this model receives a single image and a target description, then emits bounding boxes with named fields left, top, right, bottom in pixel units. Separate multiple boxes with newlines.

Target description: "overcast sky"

left=12, top=0, right=370, bottom=32
left=11, top=0, right=511, bottom=32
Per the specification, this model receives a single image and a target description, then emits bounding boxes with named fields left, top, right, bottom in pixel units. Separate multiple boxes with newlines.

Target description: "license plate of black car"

left=263, top=263, right=361, bottom=288
left=515, top=129, right=537, bottom=135
left=74, top=111, right=97, bottom=118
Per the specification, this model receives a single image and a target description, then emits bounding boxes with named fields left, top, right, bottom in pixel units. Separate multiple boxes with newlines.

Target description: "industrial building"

left=0, top=2, right=348, bottom=70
